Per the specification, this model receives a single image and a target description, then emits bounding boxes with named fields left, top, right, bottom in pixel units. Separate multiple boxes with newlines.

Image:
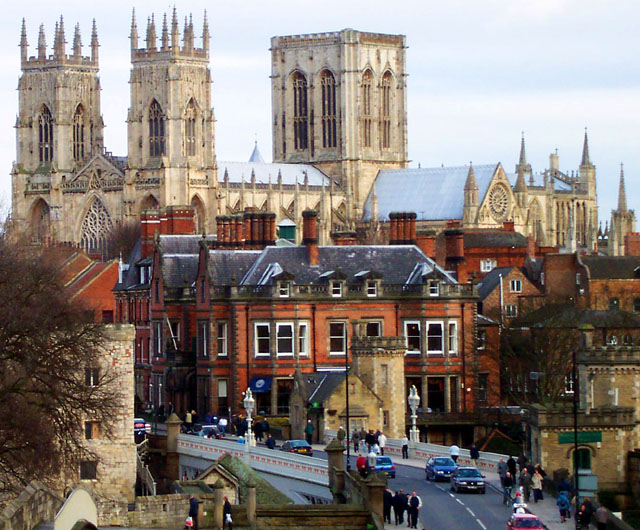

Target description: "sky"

left=2, top=0, right=639, bottom=224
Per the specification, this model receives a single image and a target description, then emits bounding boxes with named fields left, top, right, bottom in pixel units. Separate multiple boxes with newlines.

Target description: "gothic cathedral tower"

left=270, top=30, right=408, bottom=225
left=126, top=9, right=217, bottom=233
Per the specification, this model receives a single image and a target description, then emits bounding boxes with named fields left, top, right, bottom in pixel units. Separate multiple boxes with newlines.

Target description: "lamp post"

left=407, top=385, right=420, bottom=451
left=345, top=345, right=351, bottom=471
left=572, top=348, right=580, bottom=525
left=243, top=388, right=256, bottom=447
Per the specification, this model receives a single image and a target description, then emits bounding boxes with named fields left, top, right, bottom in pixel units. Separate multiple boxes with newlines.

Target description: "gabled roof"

left=581, top=256, right=640, bottom=280
left=477, top=267, right=514, bottom=300
left=515, top=304, right=640, bottom=329
left=362, top=163, right=512, bottom=222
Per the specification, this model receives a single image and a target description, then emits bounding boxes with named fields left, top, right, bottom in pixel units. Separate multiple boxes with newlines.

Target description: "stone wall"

left=255, top=505, right=371, bottom=529
left=0, top=481, right=63, bottom=530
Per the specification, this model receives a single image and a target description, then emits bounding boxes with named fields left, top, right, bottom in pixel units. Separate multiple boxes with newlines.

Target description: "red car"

left=507, top=513, right=544, bottom=529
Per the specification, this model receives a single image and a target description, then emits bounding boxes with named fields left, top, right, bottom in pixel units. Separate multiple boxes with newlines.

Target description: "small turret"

left=161, top=13, right=169, bottom=50
left=20, top=19, right=28, bottom=65
left=72, top=23, right=82, bottom=58
left=171, top=8, right=179, bottom=50
left=202, top=10, right=210, bottom=55
left=617, top=163, right=627, bottom=213
left=463, top=163, right=479, bottom=225
left=146, top=15, right=157, bottom=51
left=183, top=15, right=194, bottom=51
left=130, top=8, right=138, bottom=51
left=37, top=23, right=46, bottom=60
left=54, top=15, right=66, bottom=60
left=90, top=19, right=98, bottom=64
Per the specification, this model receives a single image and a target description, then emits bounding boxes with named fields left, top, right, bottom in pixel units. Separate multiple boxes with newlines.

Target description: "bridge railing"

left=136, top=440, right=157, bottom=496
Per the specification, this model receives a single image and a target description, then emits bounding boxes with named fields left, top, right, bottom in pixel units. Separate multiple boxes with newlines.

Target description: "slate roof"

left=515, top=304, right=640, bottom=329
left=218, top=161, right=331, bottom=186
left=463, top=231, right=528, bottom=249
left=306, top=372, right=346, bottom=405
left=207, top=251, right=262, bottom=285
left=581, top=256, right=640, bottom=280
left=160, top=234, right=215, bottom=255
left=362, top=163, right=511, bottom=222
left=477, top=267, right=514, bottom=300
left=240, top=245, right=455, bottom=286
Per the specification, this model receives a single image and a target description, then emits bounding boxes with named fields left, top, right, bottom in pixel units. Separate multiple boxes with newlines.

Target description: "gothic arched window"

left=184, top=99, right=197, bottom=157
left=30, top=198, right=50, bottom=242
left=361, top=70, right=373, bottom=148
left=292, top=72, right=308, bottom=150
left=381, top=72, right=392, bottom=149
left=73, top=104, right=85, bottom=161
left=148, top=100, right=165, bottom=158
left=38, top=105, right=54, bottom=164
left=320, top=70, right=337, bottom=148
left=191, top=195, right=205, bottom=234
left=81, top=197, right=113, bottom=258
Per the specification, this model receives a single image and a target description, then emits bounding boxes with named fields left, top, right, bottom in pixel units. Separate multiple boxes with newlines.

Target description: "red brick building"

left=477, top=266, right=542, bottom=324
left=115, top=207, right=500, bottom=443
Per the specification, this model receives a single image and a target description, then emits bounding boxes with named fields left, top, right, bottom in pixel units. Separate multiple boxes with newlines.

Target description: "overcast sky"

left=2, top=0, right=639, bottom=225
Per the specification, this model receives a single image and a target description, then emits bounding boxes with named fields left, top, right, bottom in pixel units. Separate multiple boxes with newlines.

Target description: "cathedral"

left=11, top=11, right=616, bottom=255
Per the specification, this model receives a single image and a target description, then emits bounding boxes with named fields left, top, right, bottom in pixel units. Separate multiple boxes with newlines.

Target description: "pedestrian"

left=577, top=502, right=592, bottom=530
left=185, top=410, right=193, bottom=432
left=337, top=425, right=346, bottom=445
left=359, top=428, right=367, bottom=453
left=408, top=491, right=422, bottom=529
left=497, top=458, right=507, bottom=488
left=378, top=432, right=387, bottom=456
left=534, top=463, right=546, bottom=496
left=365, top=429, right=376, bottom=452
left=449, top=443, right=460, bottom=464
left=262, top=418, right=270, bottom=436
left=401, top=435, right=409, bottom=459
left=265, top=433, right=276, bottom=449
left=254, top=419, right=263, bottom=442
left=503, top=471, right=514, bottom=505
left=595, top=504, right=608, bottom=530
left=507, top=455, right=517, bottom=477
left=469, top=443, right=480, bottom=467
left=218, top=416, right=228, bottom=435
left=392, top=489, right=405, bottom=525
left=519, top=468, right=532, bottom=503
left=367, top=447, right=377, bottom=475
left=352, top=430, right=360, bottom=453
left=223, top=496, right=233, bottom=530
left=557, top=477, right=571, bottom=494
left=188, top=495, right=199, bottom=530
left=517, top=452, right=527, bottom=473
left=356, top=454, right=368, bottom=477
left=383, top=486, right=393, bottom=524
left=167, top=402, right=175, bottom=416
left=304, top=420, right=314, bottom=445
left=532, top=470, right=543, bottom=503
left=557, top=490, right=571, bottom=523
left=191, top=410, right=198, bottom=425
left=513, top=490, right=525, bottom=513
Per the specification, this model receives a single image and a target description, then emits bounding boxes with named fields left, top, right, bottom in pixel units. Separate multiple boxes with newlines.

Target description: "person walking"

left=497, top=458, right=507, bottom=488
left=188, top=495, right=199, bottom=530
left=254, top=419, right=263, bottom=442
left=503, top=471, right=514, bottom=505
left=519, top=468, right=532, bottom=503
left=304, top=420, right=314, bottom=445
left=449, top=444, right=460, bottom=464
left=336, top=425, right=346, bottom=445
left=531, top=470, right=543, bottom=503
left=577, top=502, right=592, bottom=530
left=408, top=491, right=422, bottom=529
left=265, top=433, right=276, bottom=449
left=507, top=455, right=517, bottom=477
left=223, top=496, right=233, bottom=530
left=352, top=430, right=361, bottom=453
left=185, top=410, right=193, bottom=432
left=517, top=452, right=527, bottom=473
left=401, top=435, right=409, bottom=459
left=218, top=416, right=227, bottom=435
left=383, top=486, right=393, bottom=524
left=557, top=490, right=571, bottom=523
left=365, top=430, right=376, bottom=452
left=595, top=504, right=608, bottom=530
left=469, top=443, right=480, bottom=467
left=392, top=489, right=405, bottom=525
left=378, top=432, right=387, bottom=456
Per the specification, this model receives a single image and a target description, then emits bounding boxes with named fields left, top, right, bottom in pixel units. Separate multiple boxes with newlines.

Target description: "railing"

left=136, top=440, right=156, bottom=496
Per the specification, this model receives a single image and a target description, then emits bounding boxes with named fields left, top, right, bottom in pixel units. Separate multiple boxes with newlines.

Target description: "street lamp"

left=243, top=388, right=256, bottom=447
left=407, top=385, right=420, bottom=446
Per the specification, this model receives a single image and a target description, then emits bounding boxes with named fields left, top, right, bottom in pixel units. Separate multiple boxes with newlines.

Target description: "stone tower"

left=351, top=335, right=406, bottom=439
left=270, top=29, right=409, bottom=224
left=126, top=9, right=217, bottom=232
left=610, top=164, right=636, bottom=256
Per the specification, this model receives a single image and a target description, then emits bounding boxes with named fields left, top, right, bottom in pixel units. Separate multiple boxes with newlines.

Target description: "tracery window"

left=73, top=105, right=85, bottom=161
left=38, top=106, right=54, bottom=163
left=320, top=70, right=337, bottom=148
left=184, top=99, right=197, bottom=157
left=148, top=100, right=165, bottom=157
left=80, top=198, right=113, bottom=258
left=292, top=72, right=308, bottom=150
left=361, top=70, right=373, bottom=147
left=381, top=72, right=392, bottom=149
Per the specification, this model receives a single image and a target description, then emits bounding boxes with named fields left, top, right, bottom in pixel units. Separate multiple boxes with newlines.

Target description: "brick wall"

left=481, top=268, right=541, bottom=323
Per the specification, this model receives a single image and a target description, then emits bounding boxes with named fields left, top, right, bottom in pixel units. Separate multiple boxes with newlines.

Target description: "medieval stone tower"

left=610, top=164, right=636, bottom=256
left=270, top=29, right=409, bottom=224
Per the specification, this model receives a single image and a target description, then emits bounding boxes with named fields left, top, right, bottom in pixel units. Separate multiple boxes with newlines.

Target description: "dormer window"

left=331, top=281, right=343, bottom=298
left=366, top=280, right=378, bottom=297
left=428, top=280, right=439, bottom=297
left=139, top=265, right=150, bottom=285
left=278, top=281, right=290, bottom=298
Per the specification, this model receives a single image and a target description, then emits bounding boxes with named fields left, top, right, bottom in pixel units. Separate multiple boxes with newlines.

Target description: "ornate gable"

left=63, top=153, right=125, bottom=194
left=478, top=164, right=517, bottom=224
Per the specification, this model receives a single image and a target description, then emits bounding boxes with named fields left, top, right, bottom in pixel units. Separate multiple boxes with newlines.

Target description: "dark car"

left=425, top=456, right=457, bottom=481
left=450, top=467, right=486, bottom=493
left=198, top=424, right=223, bottom=439
left=374, top=456, right=396, bottom=478
left=507, top=513, right=544, bottom=529
left=280, top=439, right=313, bottom=456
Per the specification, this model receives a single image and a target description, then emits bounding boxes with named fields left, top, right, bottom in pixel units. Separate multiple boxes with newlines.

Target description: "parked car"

left=425, top=456, right=457, bottom=481
left=134, top=418, right=150, bottom=439
left=198, top=424, right=223, bottom=439
left=374, top=456, right=396, bottom=478
left=280, top=439, right=313, bottom=456
left=507, top=513, right=544, bottom=529
left=450, top=467, right=486, bottom=493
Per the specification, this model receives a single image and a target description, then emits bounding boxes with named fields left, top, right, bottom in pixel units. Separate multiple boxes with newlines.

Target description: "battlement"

left=272, top=29, right=405, bottom=49
left=579, top=346, right=640, bottom=365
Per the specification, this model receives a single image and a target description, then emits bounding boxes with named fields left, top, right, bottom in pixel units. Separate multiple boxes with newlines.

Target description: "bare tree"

left=0, top=228, right=122, bottom=496
left=104, top=220, right=141, bottom=261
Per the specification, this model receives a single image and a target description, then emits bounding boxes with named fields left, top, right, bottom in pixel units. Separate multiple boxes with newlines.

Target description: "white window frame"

left=217, top=321, right=228, bottom=357
left=366, top=280, right=378, bottom=297
left=331, top=281, right=343, bottom=298
left=480, top=259, right=497, bottom=272
left=278, top=281, right=290, bottom=298
left=298, top=322, right=309, bottom=357
left=404, top=320, right=421, bottom=355
left=428, top=280, right=439, bottom=297
left=509, top=279, right=522, bottom=293
left=276, top=322, right=295, bottom=357
left=198, top=320, right=209, bottom=358
left=426, top=321, right=444, bottom=355
left=504, top=305, right=518, bottom=318
left=329, top=321, right=347, bottom=356
left=448, top=321, right=458, bottom=354
left=254, top=322, right=271, bottom=357
left=218, top=379, right=228, bottom=398
left=168, top=320, right=180, bottom=349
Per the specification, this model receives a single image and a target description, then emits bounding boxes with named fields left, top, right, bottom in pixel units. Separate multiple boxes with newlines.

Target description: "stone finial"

left=20, top=19, right=28, bottom=63
left=171, top=7, right=179, bottom=49
left=202, top=10, right=210, bottom=53
left=37, top=23, right=46, bottom=60
left=146, top=14, right=157, bottom=50
left=161, top=13, right=169, bottom=50
left=130, top=9, right=138, bottom=50
left=73, top=23, right=82, bottom=57
left=90, top=19, right=98, bottom=63
left=54, top=16, right=66, bottom=59
left=581, top=127, right=592, bottom=167
left=617, top=163, right=627, bottom=213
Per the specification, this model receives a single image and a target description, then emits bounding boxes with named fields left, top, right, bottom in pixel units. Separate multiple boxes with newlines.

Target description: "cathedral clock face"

left=489, top=184, right=509, bottom=221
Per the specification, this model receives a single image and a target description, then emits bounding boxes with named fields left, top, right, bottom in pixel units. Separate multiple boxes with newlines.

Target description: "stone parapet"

left=351, top=335, right=406, bottom=353
left=530, top=404, right=636, bottom=428
left=579, top=346, right=640, bottom=365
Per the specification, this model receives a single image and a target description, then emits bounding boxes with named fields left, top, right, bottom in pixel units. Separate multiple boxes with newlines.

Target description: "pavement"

left=311, top=444, right=567, bottom=530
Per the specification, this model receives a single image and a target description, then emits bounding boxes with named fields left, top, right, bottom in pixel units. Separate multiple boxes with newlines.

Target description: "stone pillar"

left=214, top=480, right=224, bottom=530
left=166, top=412, right=182, bottom=480
left=246, top=481, right=257, bottom=527
left=363, top=473, right=386, bottom=524
left=325, top=439, right=346, bottom=503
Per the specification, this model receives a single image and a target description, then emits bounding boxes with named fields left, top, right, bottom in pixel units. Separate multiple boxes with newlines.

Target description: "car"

left=374, top=456, right=396, bottom=478
left=507, top=513, right=544, bottom=529
left=450, top=466, right=486, bottom=493
left=280, top=439, right=313, bottom=456
left=134, top=417, right=151, bottom=438
left=425, top=456, right=457, bottom=481
left=198, top=424, right=223, bottom=439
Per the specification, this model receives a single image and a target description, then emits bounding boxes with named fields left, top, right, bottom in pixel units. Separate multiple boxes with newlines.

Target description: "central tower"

left=271, top=29, right=408, bottom=223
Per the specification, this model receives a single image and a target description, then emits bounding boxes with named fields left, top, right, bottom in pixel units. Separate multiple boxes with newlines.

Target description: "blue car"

left=425, top=456, right=457, bottom=481
left=375, top=456, right=396, bottom=478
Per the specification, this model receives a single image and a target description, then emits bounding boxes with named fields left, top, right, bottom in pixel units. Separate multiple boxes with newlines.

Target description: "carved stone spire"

left=73, top=23, right=82, bottom=58
left=581, top=128, right=592, bottom=167
left=518, top=132, right=527, bottom=166
left=515, top=132, right=532, bottom=181
left=37, top=23, right=46, bottom=60
left=146, top=15, right=156, bottom=50
left=54, top=15, right=66, bottom=59
left=20, top=19, right=28, bottom=64
left=90, top=19, right=98, bottom=63
left=464, top=163, right=478, bottom=193
left=202, top=10, right=210, bottom=54
left=617, top=163, right=627, bottom=213
left=171, top=7, right=179, bottom=50
left=161, top=13, right=169, bottom=50
left=130, top=8, right=138, bottom=50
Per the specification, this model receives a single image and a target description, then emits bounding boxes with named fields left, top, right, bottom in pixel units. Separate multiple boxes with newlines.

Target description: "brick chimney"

left=503, top=220, right=515, bottom=232
left=265, top=213, right=276, bottom=246
left=389, top=212, right=417, bottom=244
left=416, top=230, right=436, bottom=258
left=332, top=231, right=357, bottom=245
left=527, top=235, right=536, bottom=258
left=625, top=233, right=640, bottom=256
left=164, top=206, right=195, bottom=235
left=141, top=210, right=160, bottom=258
left=302, top=209, right=319, bottom=266
left=389, top=212, right=399, bottom=244
left=444, top=228, right=465, bottom=278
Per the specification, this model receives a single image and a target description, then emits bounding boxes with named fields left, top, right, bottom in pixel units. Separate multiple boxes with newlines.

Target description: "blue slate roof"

left=218, top=161, right=331, bottom=187
left=362, top=163, right=505, bottom=222
left=477, top=267, right=514, bottom=301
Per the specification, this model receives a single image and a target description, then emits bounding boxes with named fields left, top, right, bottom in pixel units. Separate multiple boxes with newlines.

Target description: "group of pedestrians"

left=382, top=488, right=422, bottom=528
left=448, top=443, right=480, bottom=466
left=351, top=427, right=387, bottom=455
left=497, top=454, right=546, bottom=505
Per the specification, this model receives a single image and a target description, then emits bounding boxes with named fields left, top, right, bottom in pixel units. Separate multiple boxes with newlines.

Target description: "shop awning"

left=249, top=377, right=272, bottom=393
